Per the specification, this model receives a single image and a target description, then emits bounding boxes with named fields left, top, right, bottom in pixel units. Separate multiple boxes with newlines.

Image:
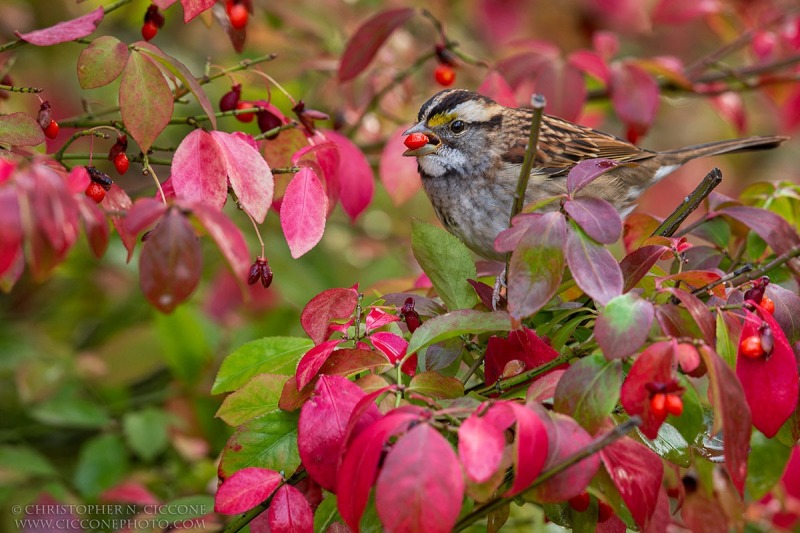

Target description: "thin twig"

left=691, top=264, right=753, bottom=296
left=0, top=83, right=42, bottom=94
left=653, top=168, right=722, bottom=238
left=467, top=351, right=572, bottom=396
left=728, top=244, right=800, bottom=286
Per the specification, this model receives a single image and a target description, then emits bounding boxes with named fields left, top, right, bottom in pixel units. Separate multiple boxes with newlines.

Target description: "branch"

left=652, top=168, right=722, bottom=238
left=0, top=83, right=42, bottom=94
left=452, top=416, right=642, bottom=531
left=222, top=471, right=308, bottom=533
left=467, top=350, right=573, bottom=396
left=729, top=244, right=800, bottom=286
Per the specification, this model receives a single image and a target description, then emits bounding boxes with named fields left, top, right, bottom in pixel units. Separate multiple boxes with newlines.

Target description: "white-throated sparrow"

left=403, top=89, right=787, bottom=260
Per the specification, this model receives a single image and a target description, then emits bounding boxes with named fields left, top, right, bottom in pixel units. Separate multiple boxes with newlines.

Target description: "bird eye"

left=450, top=120, right=465, bottom=133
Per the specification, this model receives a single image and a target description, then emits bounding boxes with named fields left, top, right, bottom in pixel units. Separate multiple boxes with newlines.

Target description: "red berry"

left=740, top=335, right=764, bottom=358
left=665, top=394, right=683, bottom=417
left=597, top=501, right=613, bottom=523
left=404, top=132, right=429, bottom=150
left=228, top=3, right=249, bottom=30
left=567, top=493, right=590, bottom=512
left=142, top=21, right=158, bottom=41
left=114, top=152, right=130, bottom=175
left=649, top=392, right=667, bottom=418
left=235, top=101, right=255, bottom=122
left=85, top=182, right=106, bottom=203
left=434, top=65, right=456, bottom=87
left=43, top=120, right=59, bottom=139
left=761, top=296, right=775, bottom=314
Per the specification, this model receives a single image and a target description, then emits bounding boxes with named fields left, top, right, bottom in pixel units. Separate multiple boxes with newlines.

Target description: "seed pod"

left=257, top=109, right=282, bottom=139
left=37, top=101, right=52, bottom=129
left=86, top=166, right=113, bottom=191
left=219, top=84, right=242, bottom=112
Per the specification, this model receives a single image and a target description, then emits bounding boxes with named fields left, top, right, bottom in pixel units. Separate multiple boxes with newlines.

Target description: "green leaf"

left=553, top=354, right=622, bottom=434
left=73, top=434, right=129, bottom=499
left=715, top=312, right=737, bottom=368
left=0, top=112, right=45, bottom=147
left=411, top=219, right=477, bottom=310
left=155, top=306, right=213, bottom=385
left=218, top=410, right=300, bottom=479
left=314, top=494, right=342, bottom=531
left=122, top=408, right=169, bottom=462
left=120, top=50, right=173, bottom=152
left=0, top=446, right=57, bottom=478
left=407, top=310, right=511, bottom=356
left=156, top=495, right=215, bottom=522
left=212, top=337, right=313, bottom=394
left=640, top=423, right=691, bottom=467
left=746, top=431, right=792, bottom=501
left=691, top=217, right=730, bottom=248
left=595, top=293, right=654, bottom=359
left=136, top=42, right=217, bottom=130
left=30, top=395, right=110, bottom=429
left=77, top=36, right=129, bottom=89
left=668, top=379, right=704, bottom=445
left=408, top=371, right=464, bottom=399
left=216, top=373, right=287, bottom=426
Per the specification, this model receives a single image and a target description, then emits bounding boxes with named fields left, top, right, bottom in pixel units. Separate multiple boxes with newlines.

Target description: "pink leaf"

left=505, top=403, right=549, bottom=496
left=301, top=287, right=359, bottom=344
left=567, top=159, right=629, bottom=194
left=458, top=409, right=506, bottom=483
left=477, top=71, right=518, bottom=107
left=171, top=130, right=227, bottom=209
left=280, top=168, right=327, bottom=258
left=16, top=7, right=103, bottom=46
left=267, top=485, right=313, bottom=533
left=67, top=165, right=91, bottom=195
left=338, top=8, right=415, bottom=81
left=180, top=0, right=216, bottom=22
left=299, top=376, right=380, bottom=491
left=192, top=203, right=251, bottom=290
left=566, top=225, right=623, bottom=306
left=100, top=480, right=160, bottom=506
left=210, top=131, right=274, bottom=224
left=214, top=467, right=282, bottom=515
left=610, top=62, right=659, bottom=141
left=296, top=340, right=342, bottom=390
left=375, top=424, right=465, bottom=533
left=652, top=0, right=721, bottom=24
left=293, top=141, right=340, bottom=213
left=709, top=92, right=746, bottom=135
left=568, top=50, right=610, bottom=84
left=379, top=126, right=422, bottom=205
left=322, top=130, right=374, bottom=221
left=0, top=187, right=22, bottom=281
left=562, top=197, right=622, bottom=244
left=365, top=307, right=400, bottom=332
left=533, top=59, right=586, bottom=121
left=120, top=51, right=173, bottom=152
left=103, top=184, right=136, bottom=260
left=76, top=196, right=110, bottom=259
left=123, top=198, right=167, bottom=237
left=371, top=331, right=416, bottom=376
left=0, top=112, right=45, bottom=147
left=599, top=437, right=663, bottom=530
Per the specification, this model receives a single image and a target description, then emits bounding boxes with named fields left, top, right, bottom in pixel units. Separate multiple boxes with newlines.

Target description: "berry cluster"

left=142, top=4, right=165, bottom=42
left=218, top=84, right=284, bottom=137
left=645, top=379, right=684, bottom=419
left=37, top=101, right=59, bottom=139
left=740, top=276, right=776, bottom=359
left=248, top=257, right=273, bottom=288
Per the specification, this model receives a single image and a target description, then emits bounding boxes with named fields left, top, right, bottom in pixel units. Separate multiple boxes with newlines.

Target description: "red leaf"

left=619, top=341, right=676, bottom=439
left=459, top=407, right=507, bottom=483
left=170, top=130, right=227, bottom=209
left=533, top=59, right=586, bottom=122
left=563, top=197, right=622, bottom=244
left=477, top=70, right=518, bottom=107
left=566, top=159, right=627, bottom=195
left=214, top=467, right=282, bottom=515
left=280, top=168, right=327, bottom=258
left=338, top=411, right=422, bottom=531
left=267, top=484, right=313, bottom=533
left=599, top=437, right=663, bottom=530
left=300, top=287, right=359, bottom=344
left=376, top=424, right=465, bottom=533
left=663, top=287, right=717, bottom=344
left=526, top=370, right=566, bottom=403
left=698, top=345, right=751, bottom=495
left=709, top=92, right=746, bottom=135
left=120, top=51, right=173, bottom=153
left=210, top=131, right=274, bottom=224
left=139, top=208, right=202, bottom=313
left=620, top=244, right=668, bottom=292
left=338, top=8, right=415, bottom=81
left=192, top=203, right=251, bottom=289
left=566, top=224, right=623, bottom=306
left=652, top=0, right=721, bottom=24
left=16, top=7, right=103, bottom=46
left=296, top=340, right=342, bottom=390
left=610, top=62, right=659, bottom=140
left=505, top=403, right=549, bottom=496
left=298, top=375, right=380, bottom=491
left=180, top=0, right=216, bottom=22
left=371, top=331, right=416, bottom=376
left=365, top=307, right=399, bottom=332
left=379, top=126, right=422, bottom=205
left=323, top=130, right=374, bottom=221
left=103, top=184, right=136, bottom=261
left=484, top=327, right=564, bottom=387
left=123, top=198, right=167, bottom=238
left=76, top=196, right=109, bottom=259
left=736, top=307, right=798, bottom=438
left=568, top=50, right=610, bottom=84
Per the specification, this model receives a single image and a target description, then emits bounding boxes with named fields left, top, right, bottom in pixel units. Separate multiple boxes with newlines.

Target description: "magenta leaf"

left=375, top=424, right=465, bottom=533
left=0, top=113, right=45, bottom=147
left=505, top=403, right=549, bottom=496
left=566, top=159, right=628, bottom=194
left=338, top=8, right=415, bottom=81
left=120, top=51, right=173, bottom=152
left=214, top=467, right=282, bottom=515
left=610, top=62, right=659, bottom=140
left=458, top=405, right=507, bottom=483
left=736, top=307, right=798, bottom=438
left=533, top=59, right=586, bottom=121
left=267, top=484, right=313, bottom=533
left=300, top=287, right=359, bottom=344
left=484, top=327, right=565, bottom=387
left=563, top=197, right=622, bottom=244
left=292, top=141, right=340, bottom=212
left=139, top=208, right=202, bottom=313
left=379, top=126, right=422, bottom=205
left=600, top=437, right=663, bottom=530
left=76, top=196, right=110, bottom=259
left=365, top=307, right=400, bottom=332
left=371, top=331, right=416, bottom=376
left=652, top=0, right=721, bottom=24
left=180, top=0, right=216, bottom=22
left=171, top=130, right=227, bottom=209
left=619, top=341, right=675, bottom=439
left=210, top=131, right=274, bottom=224
left=322, top=130, right=374, bottom=221
left=477, top=70, right=518, bottom=107
left=565, top=224, right=623, bottom=306
left=280, top=168, right=327, bottom=258
left=296, top=340, right=342, bottom=390
left=338, top=412, right=422, bottom=530
left=568, top=50, right=610, bottom=84
left=507, top=212, right=566, bottom=319
left=709, top=92, right=746, bottom=135
left=191, top=203, right=251, bottom=289
left=596, top=293, right=654, bottom=359
left=16, top=7, right=103, bottom=46
left=103, top=184, right=136, bottom=261
left=553, top=354, right=622, bottom=434
left=77, top=36, right=129, bottom=89
left=122, top=198, right=166, bottom=238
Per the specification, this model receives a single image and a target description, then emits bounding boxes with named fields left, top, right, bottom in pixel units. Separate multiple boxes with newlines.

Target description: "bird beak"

left=402, top=122, right=441, bottom=157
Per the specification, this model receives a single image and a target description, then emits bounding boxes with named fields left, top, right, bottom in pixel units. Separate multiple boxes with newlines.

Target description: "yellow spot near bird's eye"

left=428, top=112, right=456, bottom=128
